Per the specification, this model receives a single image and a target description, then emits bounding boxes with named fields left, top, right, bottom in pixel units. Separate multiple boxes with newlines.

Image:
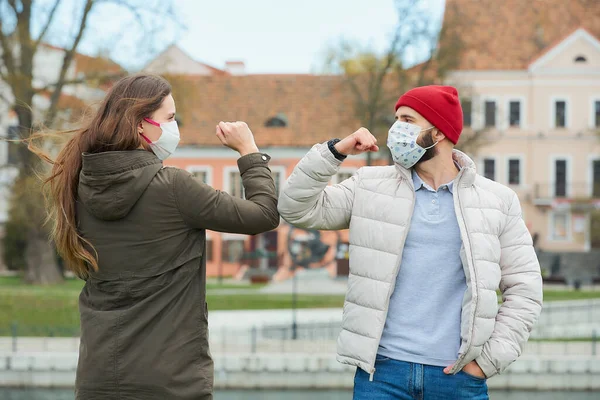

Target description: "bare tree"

left=324, top=0, right=465, bottom=166
left=0, top=0, right=177, bottom=283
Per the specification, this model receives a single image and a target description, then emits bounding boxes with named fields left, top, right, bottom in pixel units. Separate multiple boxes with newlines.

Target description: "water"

left=0, top=389, right=598, bottom=400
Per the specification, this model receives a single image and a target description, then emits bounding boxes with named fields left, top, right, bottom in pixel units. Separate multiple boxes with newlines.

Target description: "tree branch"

left=17, top=0, right=33, bottom=83
left=415, top=35, right=437, bottom=86
left=345, top=75, right=367, bottom=112
left=0, top=6, right=16, bottom=77
left=101, top=0, right=145, bottom=25
left=35, top=72, right=122, bottom=93
left=45, top=0, right=95, bottom=127
left=33, top=0, right=62, bottom=52
left=7, top=0, right=19, bottom=14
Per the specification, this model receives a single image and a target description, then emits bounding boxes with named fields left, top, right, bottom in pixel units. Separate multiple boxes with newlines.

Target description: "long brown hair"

left=30, top=74, right=172, bottom=278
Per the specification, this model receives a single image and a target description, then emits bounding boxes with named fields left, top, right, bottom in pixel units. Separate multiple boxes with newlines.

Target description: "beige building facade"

left=447, top=28, right=600, bottom=252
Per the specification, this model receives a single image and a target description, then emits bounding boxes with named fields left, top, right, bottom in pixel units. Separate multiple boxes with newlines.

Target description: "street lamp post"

left=217, top=233, right=223, bottom=285
left=292, top=264, right=298, bottom=340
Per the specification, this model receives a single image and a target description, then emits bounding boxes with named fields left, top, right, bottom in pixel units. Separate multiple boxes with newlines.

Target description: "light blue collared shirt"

left=378, top=169, right=467, bottom=367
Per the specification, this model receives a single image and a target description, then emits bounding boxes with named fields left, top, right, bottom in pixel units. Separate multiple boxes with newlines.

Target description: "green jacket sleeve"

left=173, top=153, right=279, bottom=234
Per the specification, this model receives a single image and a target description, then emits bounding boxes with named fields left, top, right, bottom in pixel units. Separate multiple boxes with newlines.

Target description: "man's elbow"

left=277, top=199, right=298, bottom=225
left=277, top=204, right=292, bottom=222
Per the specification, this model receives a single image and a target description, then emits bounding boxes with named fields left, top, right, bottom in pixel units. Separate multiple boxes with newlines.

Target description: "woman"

left=33, top=74, right=279, bottom=399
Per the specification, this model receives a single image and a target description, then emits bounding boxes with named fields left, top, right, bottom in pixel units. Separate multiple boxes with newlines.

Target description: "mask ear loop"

left=143, top=117, right=161, bottom=127
left=423, top=141, right=439, bottom=150
left=421, top=126, right=438, bottom=150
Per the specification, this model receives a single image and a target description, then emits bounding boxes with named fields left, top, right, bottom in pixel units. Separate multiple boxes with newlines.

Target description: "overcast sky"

left=39, top=0, right=445, bottom=74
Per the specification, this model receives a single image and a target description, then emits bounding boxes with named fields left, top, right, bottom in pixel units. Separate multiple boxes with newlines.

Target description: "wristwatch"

left=327, top=138, right=347, bottom=161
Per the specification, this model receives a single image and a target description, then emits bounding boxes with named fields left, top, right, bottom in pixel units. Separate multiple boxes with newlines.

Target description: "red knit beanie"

left=394, top=85, right=463, bottom=144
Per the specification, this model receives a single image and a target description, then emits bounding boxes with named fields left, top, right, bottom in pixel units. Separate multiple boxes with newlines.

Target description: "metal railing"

left=2, top=300, right=599, bottom=356
left=1, top=324, right=598, bottom=357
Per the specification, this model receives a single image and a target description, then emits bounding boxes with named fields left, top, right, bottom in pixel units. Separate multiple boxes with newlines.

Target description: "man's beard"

left=415, top=131, right=438, bottom=165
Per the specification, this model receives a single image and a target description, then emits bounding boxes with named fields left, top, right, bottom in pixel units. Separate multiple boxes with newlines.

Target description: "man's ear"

left=433, top=127, right=446, bottom=142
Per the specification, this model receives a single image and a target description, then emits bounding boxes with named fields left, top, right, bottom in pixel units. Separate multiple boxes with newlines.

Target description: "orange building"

left=163, top=74, right=369, bottom=279
left=155, top=0, right=600, bottom=278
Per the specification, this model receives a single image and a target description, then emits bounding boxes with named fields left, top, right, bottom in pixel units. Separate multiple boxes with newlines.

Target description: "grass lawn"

left=1, top=276, right=600, bottom=336
left=530, top=290, right=600, bottom=302
left=0, top=276, right=342, bottom=336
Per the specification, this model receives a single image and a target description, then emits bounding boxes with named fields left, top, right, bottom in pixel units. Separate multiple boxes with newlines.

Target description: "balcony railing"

left=533, top=182, right=600, bottom=203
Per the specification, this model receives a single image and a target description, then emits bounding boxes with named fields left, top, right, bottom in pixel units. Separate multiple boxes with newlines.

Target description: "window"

left=594, top=100, right=600, bottom=128
left=7, top=125, right=19, bottom=139
left=336, top=171, right=355, bottom=183
left=593, top=160, right=600, bottom=198
left=551, top=212, right=570, bottom=241
left=554, top=159, right=567, bottom=197
left=462, top=99, right=472, bottom=127
left=272, top=170, right=282, bottom=196
left=187, top=166, right=212, bottom=186
left=222, top=239, right=245, bottom=263
left=484, top=101, right=496, bottom=127
left=227, top=170, right=245, bottom=198
left=509, top=101, right=521, bottom=127
left=574, top=55, right=587, bottom=63
left=205, top=239, right=214, bottom=262
left=508, top=158, right=521, bottom=185
left=265, top=113, right=288, bottom=128
left=271, top=168, right=286, bottom=196
left=332, top=168, right=357, bottom=185
left=483, top=158, right=495, bottom=181
left=191, top=170, right=208, bottom=184
left=227, top=167, right=284, bottom=198
left=554, top=100, right=567, bottom=128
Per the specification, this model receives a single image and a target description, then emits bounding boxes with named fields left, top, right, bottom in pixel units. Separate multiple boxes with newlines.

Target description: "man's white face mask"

left=387, top=121, right=437, bottom=168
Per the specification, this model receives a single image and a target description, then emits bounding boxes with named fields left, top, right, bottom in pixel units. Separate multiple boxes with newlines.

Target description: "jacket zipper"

left=450, top=170, right=479, bottom=374
left=368, top=175, right=417, bottom=381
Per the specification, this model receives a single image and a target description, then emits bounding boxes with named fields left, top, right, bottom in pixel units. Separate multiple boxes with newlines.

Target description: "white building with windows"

left=447, top=27, right=600, bottom=252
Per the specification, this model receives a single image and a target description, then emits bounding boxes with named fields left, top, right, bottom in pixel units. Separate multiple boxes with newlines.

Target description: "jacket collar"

left=394, top=149, right=477, bottom=188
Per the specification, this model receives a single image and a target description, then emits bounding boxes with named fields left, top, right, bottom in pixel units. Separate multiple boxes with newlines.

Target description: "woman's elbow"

left=250, top=211, right=280, bottom=235
left=266, top=212, right=281, bottom=231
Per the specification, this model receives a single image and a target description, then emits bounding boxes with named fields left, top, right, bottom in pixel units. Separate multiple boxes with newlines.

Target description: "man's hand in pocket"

left=444, top=360, right=486, bottom=379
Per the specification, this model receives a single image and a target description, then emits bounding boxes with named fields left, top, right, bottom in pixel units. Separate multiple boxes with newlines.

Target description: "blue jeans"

left=353, top=357, right=489, bottom=400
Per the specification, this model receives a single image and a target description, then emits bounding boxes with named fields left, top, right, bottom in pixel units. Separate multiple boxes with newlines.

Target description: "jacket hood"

left=78, top=150, right=162, bottom=221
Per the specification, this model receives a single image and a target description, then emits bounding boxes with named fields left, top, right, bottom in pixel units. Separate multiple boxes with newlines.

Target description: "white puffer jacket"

left=278, top=143, right=543, bottom=379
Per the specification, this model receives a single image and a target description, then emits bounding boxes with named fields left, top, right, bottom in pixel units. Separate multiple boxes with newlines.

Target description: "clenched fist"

left=334, top=128, right=379, bottom=156
left=216, top=121, right=259, bottom=156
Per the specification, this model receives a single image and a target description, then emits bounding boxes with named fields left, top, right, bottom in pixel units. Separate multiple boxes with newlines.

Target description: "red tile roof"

left=441, top=0, right=600, bottom=70
left=40, top=43, right=124, bottom=76
left=527, top=26, right=598, bottom=68
left=73, top=53, right=125, bottom=77
left=168, top=74, right=362, bottom=147
left=169, top=0, right=600, bottom=147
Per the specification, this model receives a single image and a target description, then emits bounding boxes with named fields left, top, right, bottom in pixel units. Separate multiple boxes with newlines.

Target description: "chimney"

left=225, top=61, right=246, bottom=75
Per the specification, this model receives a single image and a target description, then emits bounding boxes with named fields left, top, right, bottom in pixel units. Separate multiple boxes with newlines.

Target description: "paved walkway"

left=260, top=269, right=348, bottom=295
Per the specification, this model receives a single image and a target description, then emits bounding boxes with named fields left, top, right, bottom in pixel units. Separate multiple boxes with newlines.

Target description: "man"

left=278, top=85, right=543, bottom=399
